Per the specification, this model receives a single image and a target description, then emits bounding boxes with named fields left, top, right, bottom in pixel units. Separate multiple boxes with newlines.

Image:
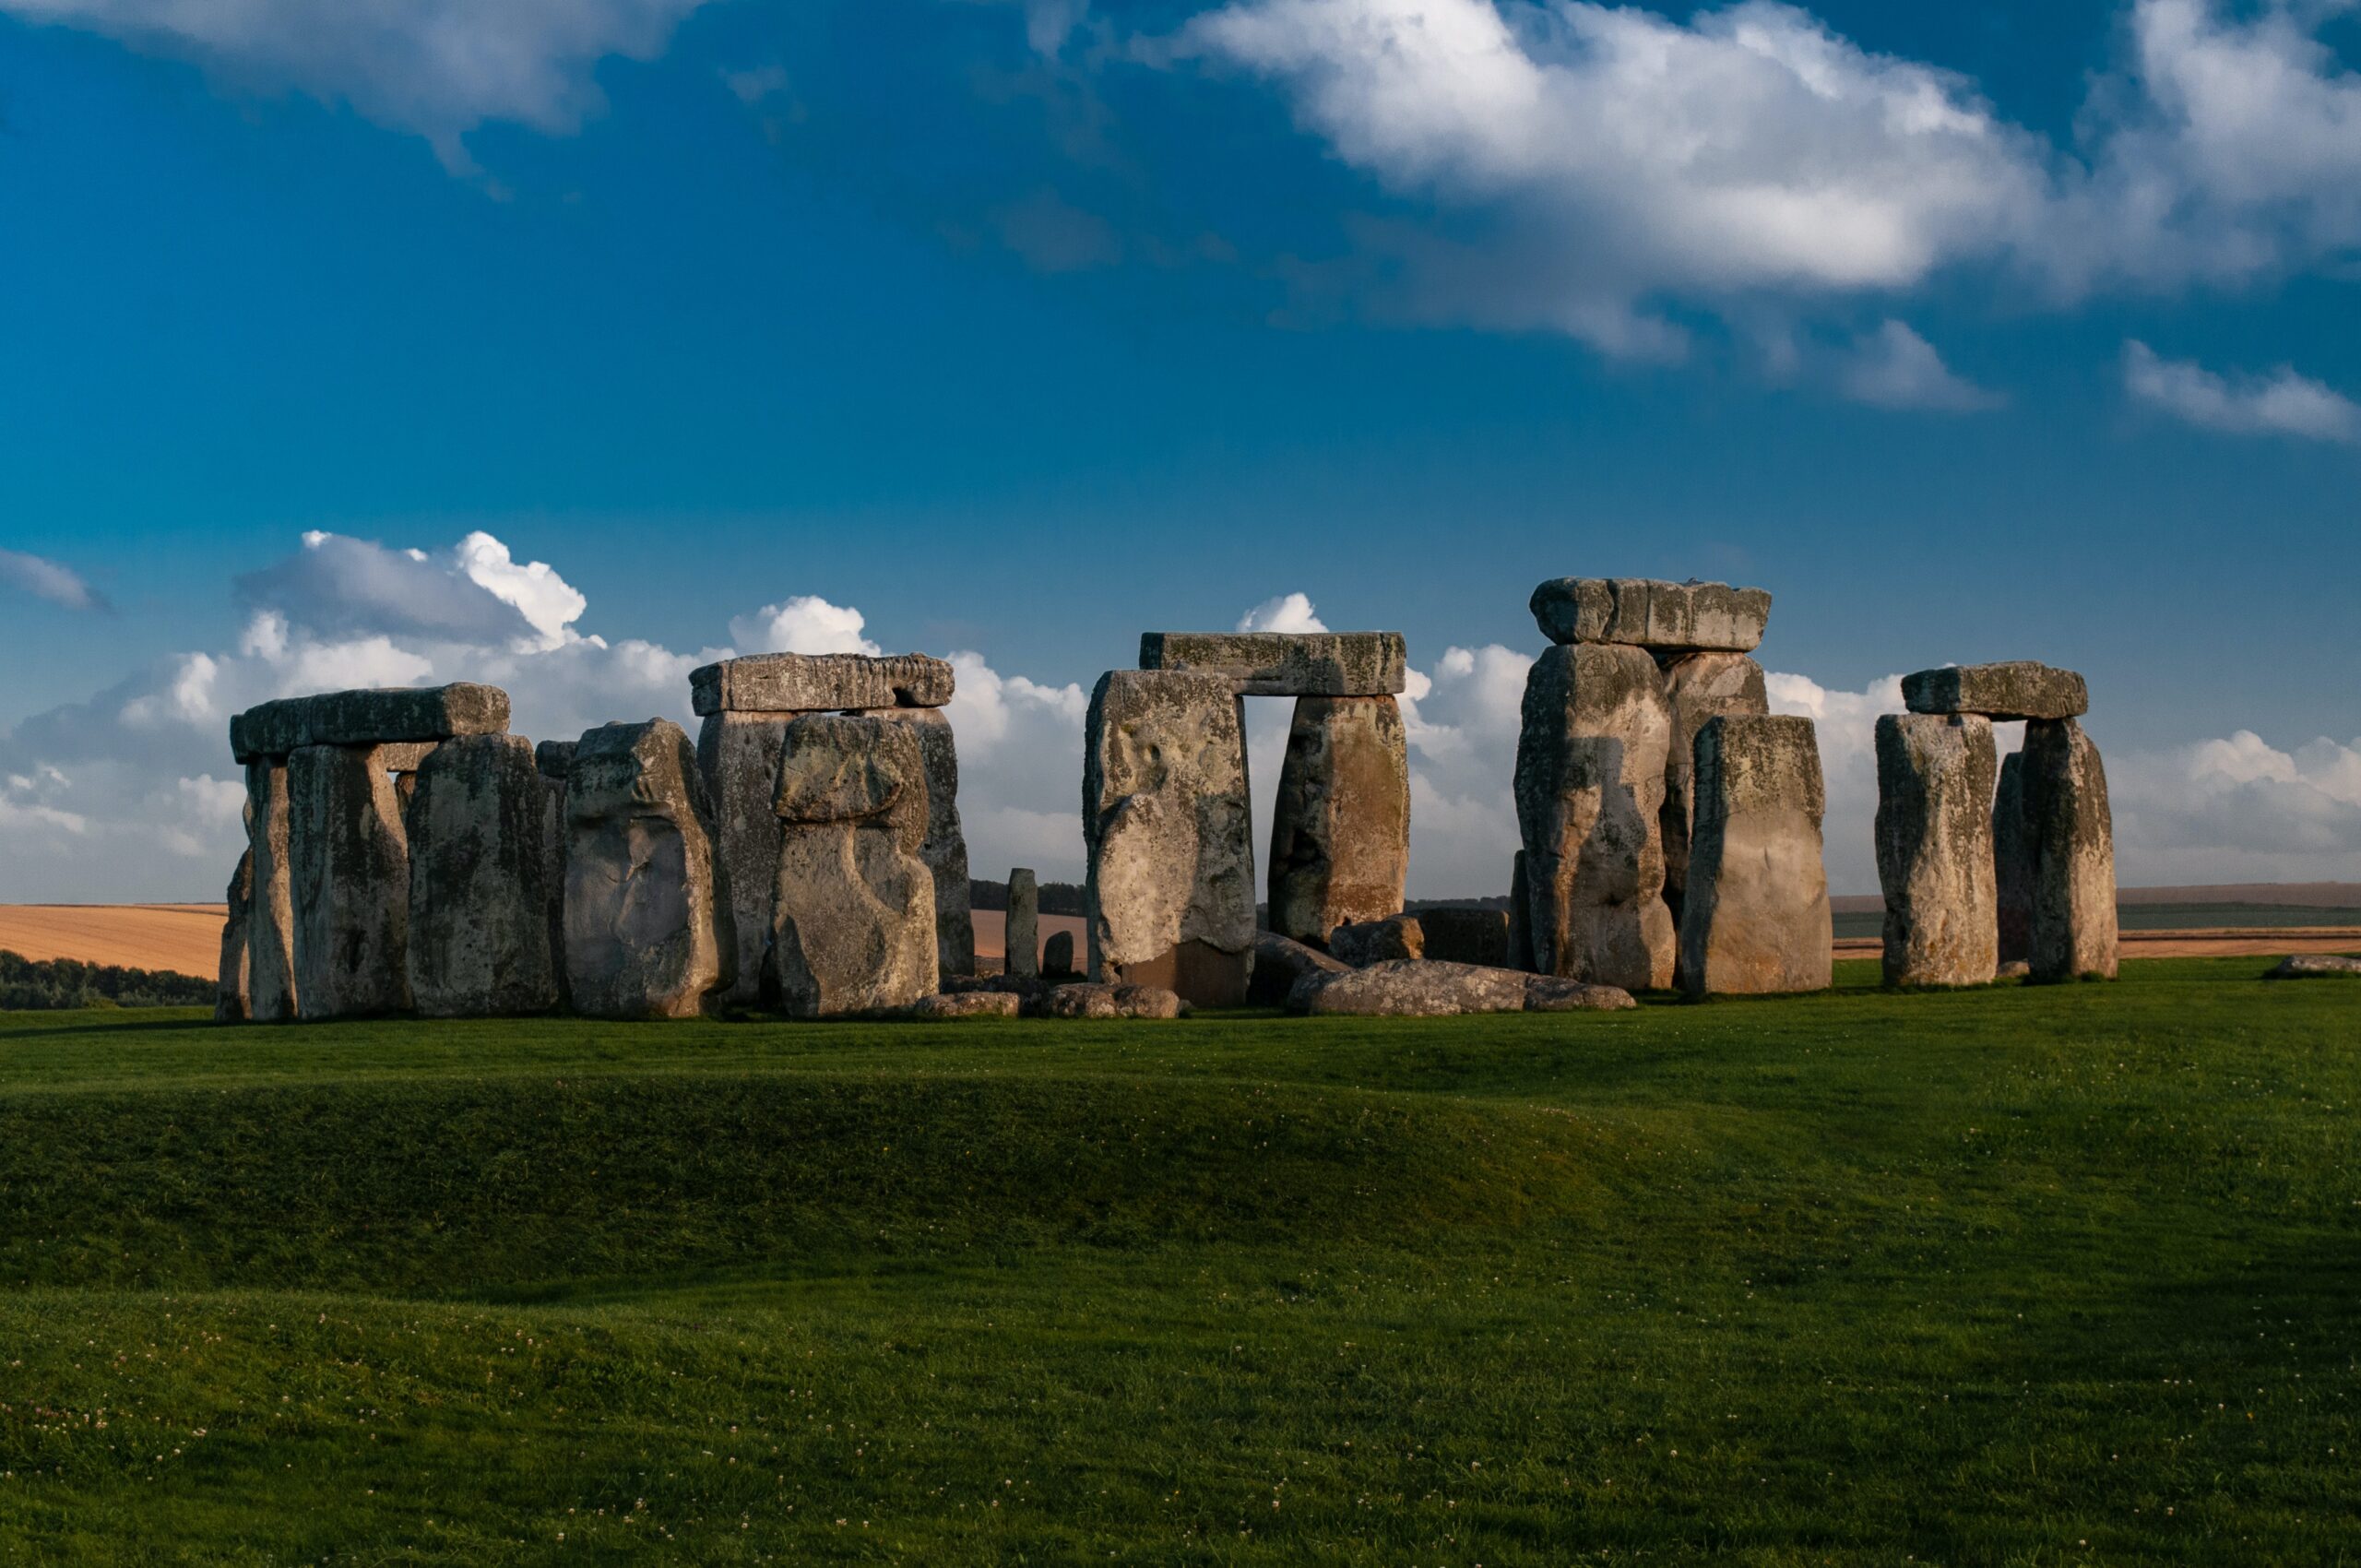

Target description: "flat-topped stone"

left=231, top=683, right=509, bottom=762
left=534, top=740, right=576, bottom=779
left=1136, top=632, right=1406, bottom=696
left=690, top=652, right=953, bottom=716
left=1529, top=579, right=1770, bottom=653
left=1904, top=662, right=2088, bottom=721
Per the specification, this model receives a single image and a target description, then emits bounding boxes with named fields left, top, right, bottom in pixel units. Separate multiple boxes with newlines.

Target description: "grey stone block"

left=565, top=719, right=735, bottom=1019
left=1677, top=715, right=1832, bottom=996
left=287, top=742, right=414, bottom=1018
left=1268, top=695, right=1410, bottom=944
left=1137, top=632, right=1407, bottom=696
left=1903, top=662, right=2089, bottom=721
left=1528, top=578, right=1770, bottom=652
left=217, top=849, right=252, bottom=1024
left=770, top=715, right=939, bottom=1017
left=231, top=683, right=509, bottom=763
left=1874, top=713, right=1999, bottom=987
left=406, top=733, right=562, bottom=1016
left=2024, top=718, right=2118, bottom=981
left=1659, top=652, right=1769, bottom=926
left=690, top=652, right=954, bottom=716
left=1006, top=867, right=1039, bottom=980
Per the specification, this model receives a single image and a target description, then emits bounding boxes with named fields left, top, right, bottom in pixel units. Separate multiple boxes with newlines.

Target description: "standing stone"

left=1006, top=867, right=1040, bottom=980
left=536, top=742, right=575, bottom=1010
left=1513, top=643, right=1677, bottom=992
left=1678, top=715, right=1831, bottom=996
left=1659, top=652, right=1769, bottom=927
left=696, top=712, right=792, bottom=1006
left=1874, top=714, right=1999, bottom=988
left=847, top=707, right=977, bottom=980
left=405, top=734, right=562, bottom=1016
left=2023, top=718, right=2118, bottom=982
left=1993, top=751, right=2034, bottom=967
left=243, top=759, right=299, bottom=1022
left=770, top=715, right=938, bottom=1017
left=217, top=849, right=253, bottom=1023
left=565, top=719, right=735, bottom=1019
left=1084, top=670, right=1256, bottom=1008
left=1041, top=929, right=1077, bottom=978
left=1267, top=695, right=1411, bottom=945
left=287, top=742, right=414, bottom=1018
left=1506, top=850, right=1535, bottom=972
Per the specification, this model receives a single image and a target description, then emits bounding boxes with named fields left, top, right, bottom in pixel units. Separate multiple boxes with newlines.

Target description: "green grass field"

left=2, top=957, right=2355, bottom=1563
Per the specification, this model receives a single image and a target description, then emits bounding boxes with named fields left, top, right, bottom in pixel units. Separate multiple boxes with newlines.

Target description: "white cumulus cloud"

left=2123, top=340, right=2361, bottom=442
left=728, top=596, right=886, bottom=657
left=1237, top=591, right=1330, bottom=634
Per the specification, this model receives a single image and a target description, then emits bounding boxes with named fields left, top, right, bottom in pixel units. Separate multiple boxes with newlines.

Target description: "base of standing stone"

left=2024, top=718, right=2118, bottom=982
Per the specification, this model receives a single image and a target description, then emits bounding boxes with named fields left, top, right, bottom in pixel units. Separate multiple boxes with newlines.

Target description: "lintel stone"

left=1529, top=578, right=1770, bottom=653
left=1136, top=632, right=1406, bottom=696
left=231, top=683, right=509, bottom=763
left=690, top=652, right=954, bottom=716
left=1903, top=661, right=2089, bottom=721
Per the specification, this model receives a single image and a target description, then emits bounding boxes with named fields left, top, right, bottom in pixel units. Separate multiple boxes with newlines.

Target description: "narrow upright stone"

left=1084, top=670, right=1256, bottom=1007
left=1513, top=643, right=1676, bottom=992
left=1678, top=716, right=1831, bottom=995
left=1528, top=578, right=1770, bottom=652
left=1658, top=651, right=1770, bottom=926
left=1267, top=695, right=1410, bottom=945
left=846, top=707, right=976, bottom=980
left=217, top=849, right=253, bottom=1023
left=1006, top=867, right=1040, bottom=980
left=770, top=715, right=938, bottom=1016
left=243, top=758, right=299, bottom=1022
left=406, top=734, right=562, bottom=1016
left=1505, top=849, right=1535, bottom=972
left=696, top=712, right=792, bottom=1005
left=287, top=742, right=414, bottom=1018
left=1993, top=751, right=2034, bottom=967
left=2023, top=718, right=2118, bottom=981
left=564, top=719, right=735, bottom=1019
left=1874, top=714, right=1999, bottom=987
left=1042, top=930, right=1076, bottom=978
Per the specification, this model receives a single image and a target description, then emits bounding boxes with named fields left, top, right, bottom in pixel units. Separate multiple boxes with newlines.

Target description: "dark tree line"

left=0, top=951, right=214, bottom=1011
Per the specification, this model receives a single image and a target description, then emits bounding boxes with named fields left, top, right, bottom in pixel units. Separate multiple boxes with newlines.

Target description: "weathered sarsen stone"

left=537, top=741, right=573, bottom=1009
left=1137, top=632, right=1407, bottom=696
left=1513, top=643, right=1677, bottom=992
left=846, top=706, right=976, bottom=980
left=1874, top=713, right=1999, bottom=987
left=1042, top=930, right=1077, bottom=978
left=1677, top=715, right=1832, bottom=996
left=1529, top=578, right=1770, bottom=653
left=243, top=758, right=299, bottom=1022
left=1267, top=695, right=1410, bottom=944
left=1084, top=671, right=1256, bottom=1007
left=696, top=713, right=791, bottom=1006
left=217, top=849, right=253, bottom=1023
left=232, top=683, right=508, bottom=762
left=1903, top=661, right=2089, bottom=722
left=1992, top=751, right=2034, bottom=967
left=1006, top=867, right=1039, bottom=980
left=2023, top=718, right=2118, bottom=982
left=1506, top=850, right=1535, bottom=972
left=1248, top=930, right=1348, bottom=1007
left=287, top=742, right=414, bottom=1018
left=690, top=652, right=954, bottom=716
left=1327, top=914, right=1423, bottom=968
left=406, top=734, right=562, bottom=1016
left=1294, top=959, right=1635, bottom=1016
left=1658, top=651, right=1770, bottom=925
left=771, top=715, right=939, bottom=1017
left=564, top=719, right=735, bottom=1019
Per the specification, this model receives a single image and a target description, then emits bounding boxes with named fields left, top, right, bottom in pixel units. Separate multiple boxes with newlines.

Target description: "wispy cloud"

left=2123, top=340, right=2361, bottom=443
left=1837, top=322, right=2003, bottom=413
left=0, top=548, right=108, bottom=612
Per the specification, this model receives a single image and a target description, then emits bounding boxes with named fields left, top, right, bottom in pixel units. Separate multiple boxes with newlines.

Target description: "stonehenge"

left=1659, top=651, right=1770, bottom=928
left=1677, top=715, right=1831, bottom=996
left=217, top=849, right=252, bottom=1023
left=286, top=742, right=415, bottom=1017
left=1874, top=714, right=2000, bottom=987
left=2023, top=718, right=2118, bottom=981
left=1006, top=867, right=1039, bottom=980
left=1042, top=930, right=1076, bottom=978
left=1267, top=694, right=1411, bottom=946
left=405, top=734, right=563, bottom=1016
left=1992, top=753, right=2033, bottom=967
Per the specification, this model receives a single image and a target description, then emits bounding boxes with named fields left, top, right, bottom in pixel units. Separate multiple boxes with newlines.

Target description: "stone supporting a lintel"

left=287, top=742, right=415, bottom=1018
left=564, top=719, right=734, bottom=1019
left=406, top=733, right=563, bottom=1017
left=1267, top=694, right=1410, bottom=946
left=1658, top=651, right=1769, bottom=929
left=1874, top=713, right=1999, bottom=987
left=1678, top=714, right=1831, bottom=996
left=217, top=849, right=253, bottom=1023
left=844, top=707, right=976, bottom=982
left=1084, top=670, right=1256, bottom=1008
left=2023, top=718, right=2118, bottom=982
left=243, top=757, right=299, bottom=1022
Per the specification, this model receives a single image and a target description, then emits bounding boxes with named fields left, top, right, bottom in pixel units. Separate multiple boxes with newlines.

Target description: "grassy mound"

left=0, top=957, right=2355, bottom=1563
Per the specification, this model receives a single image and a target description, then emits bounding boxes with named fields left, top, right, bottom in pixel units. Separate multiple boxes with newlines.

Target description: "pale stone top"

left=1135, top=632, right=1406, bottom=696
left=1529, top=578, right=1771, bottom=652
left=231, top=683, right=509, bottom=763
left=690, top=653, right=954, bottom=716
left=1903, top=661, right=2088, bottom=721
left=1692, top=714, right=1825, bottom=824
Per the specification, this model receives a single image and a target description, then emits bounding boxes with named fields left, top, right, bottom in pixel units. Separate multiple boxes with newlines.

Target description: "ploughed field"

left=0, top=958, right=2355, bottom=1563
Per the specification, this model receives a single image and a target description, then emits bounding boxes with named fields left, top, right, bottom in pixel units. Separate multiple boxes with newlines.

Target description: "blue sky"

left=2, top=0, right=2358, bottom=901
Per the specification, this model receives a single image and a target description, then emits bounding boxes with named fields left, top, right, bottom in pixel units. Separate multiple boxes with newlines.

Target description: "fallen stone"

left=564, top=719, right=735, bottom=1019
left=2268, top=955, right=2361, bottom=979
left=535, top=740, right=576, bottom=779
left=1528, top=578, right=1771, bottom=653
left=770, top=714, right=938, bottom=1017
left=1992, top=751, right=2034, bottom=966
left=1137, top=632, right=1407, bottom=696
left=1903, top=661, right=2089, bottom=721
left=287, top=742, right=414, bottom=1018
left=1677, top=715, right=1832, bottom=995
left=232, top=683, right=509, bottom=763
left=690, top=652, right=953, bottom=716
left=405, top=734, right=562, bottom=1016
left=1417, top=907, right=1513, bottom=968
left=1874, top=713, right=1999, bottom=987
left=1328, top=913, right=1425, bottom=968
left=1005, top=867, right=1040, bottom=980
left=243, top=758, right=299, bottom=1023
left=904, top=991, right=1023, bottom=1019
left=848, top=706, right=976, bottom=980
left=1084, top=670, right=1256, bottom=1008
left=217, top=849, right=252, bottom=1024
left=1293, top=959, right=1526, bottom=1017
left=1036, top=982, right=1185, bottom=1019
left=1524, top=975, right=1641, bottom=1012
left=1267, top=695, right=1410, bottom=944
left=1513, top=642, right=1677, bottom=992
left=1658, top=652, right=1769, bottom=926
left=2024, top=718, right=2118, bottom=982
left=1042, top=930, right=1077, bottom=979
left=1249, top=930, right=1349, bottom=1007
left=695, top=713, right=791, bottom=1006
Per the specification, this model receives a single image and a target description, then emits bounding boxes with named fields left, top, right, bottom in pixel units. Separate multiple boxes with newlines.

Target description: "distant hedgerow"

left=0, top=950, right=213, bottom=1011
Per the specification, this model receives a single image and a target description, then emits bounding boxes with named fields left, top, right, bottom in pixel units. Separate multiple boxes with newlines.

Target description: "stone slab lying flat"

left=1903, top=661, right=2088, bottom=721
left=1136, top=632, right=1407, bottom=696
left=2269, top=954, right=2361, bottom=979
left=231, top=683, right=510, bottom=762
left=690, top=653, right=954, bottom=716
left=1529, top=579, right=1770, bottom=652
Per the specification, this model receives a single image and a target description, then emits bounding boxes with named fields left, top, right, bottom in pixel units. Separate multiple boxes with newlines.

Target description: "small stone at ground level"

left=1293, top=959, right=1522, bottom=1016
left=690, top=652, right=954, bottom=716
left=1006, top=867, right=1040, bottom=980
left=1528, top=578, right=1771, bottom=653
left=1043, top=930, right=1077, bottom=978
left=1328, top=914, right=1424, bottom=968
left=1417, top=907, right=1512, bottom=968
left=1036, top=982, right=1185, bottom=1019
left=1903, top=661, right=2089, bottom=722
left=1137, top=632, right=1407, bottom=696
left=904, top=991, right=1023, bottom=1019
left=2268, top=954, right=2361, bottom=978
left=232, top=683, right=509, bottom=762
left=1249, top=930, right=1348, bottom=1007
left=1523, top=975, right=1640, bottom=1012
